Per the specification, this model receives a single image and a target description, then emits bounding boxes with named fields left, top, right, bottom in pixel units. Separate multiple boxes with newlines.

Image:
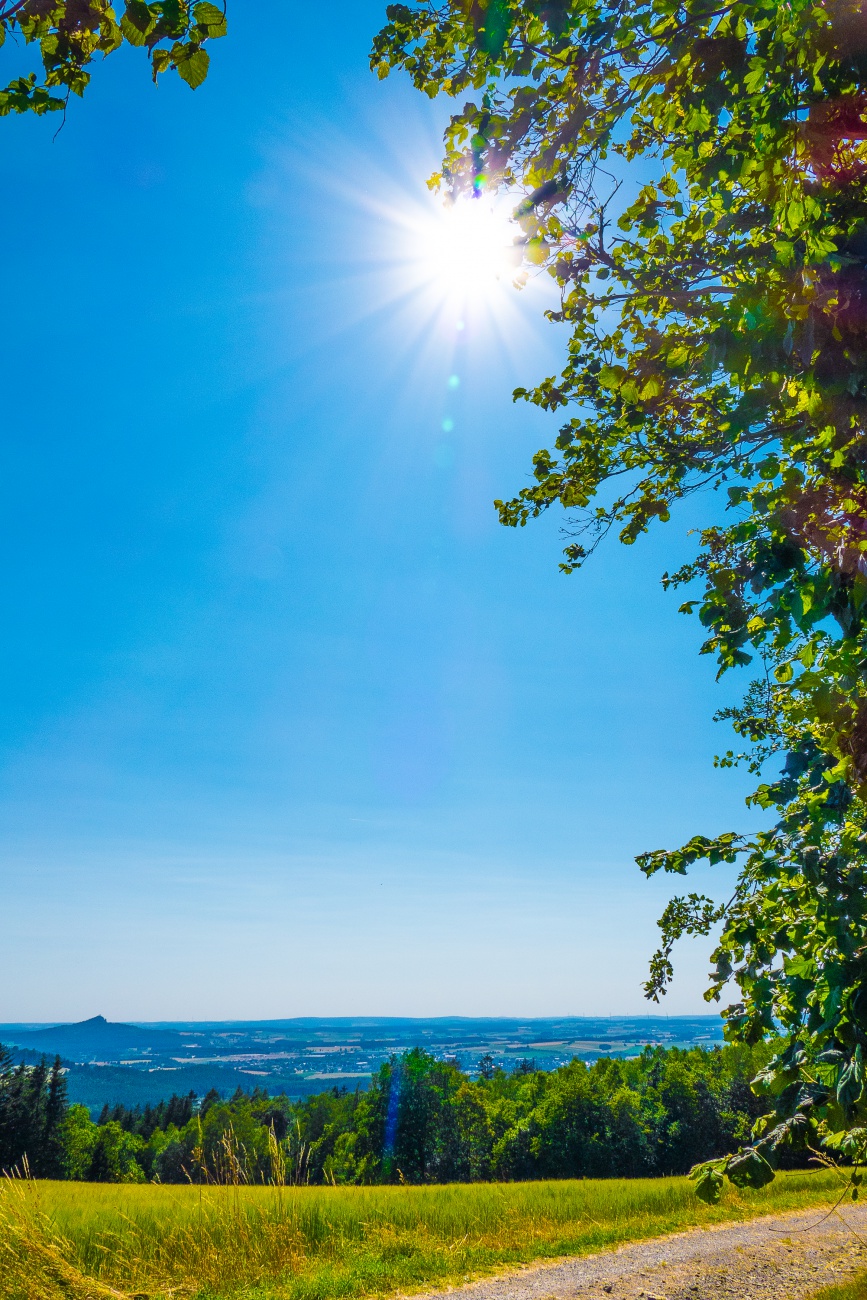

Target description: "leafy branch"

left=374, top=0, right=867, bottom=1198
left=0, top=0, right=227, bottom=115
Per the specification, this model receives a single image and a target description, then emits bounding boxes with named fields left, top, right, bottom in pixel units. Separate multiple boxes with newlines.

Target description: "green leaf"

left=690, top=1160, right=726, bottom=1203
left=640, top=376, right=662, bottom=400
left=597, top=364, right=626, bottom=390
left=726, top=1147, right=775, bottom=1190
left=193, top=1, right=227, bottom=38
left=838, top=1047, right=865, bottom=1111
left=174, top=45, right=210, bottom=89
left=151, top=47, right=172, bottom=81
left=121, top=1, right=154, bottom=45
left=193, top=1, right=225, bottom=22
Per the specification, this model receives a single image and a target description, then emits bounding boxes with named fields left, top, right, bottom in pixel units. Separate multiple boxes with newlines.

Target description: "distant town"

left=0, top=1015, right=725, bottom=1111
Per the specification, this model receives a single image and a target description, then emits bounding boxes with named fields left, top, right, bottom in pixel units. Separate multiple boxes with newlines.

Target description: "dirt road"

left=410, top=1204, right=867, bottom=1300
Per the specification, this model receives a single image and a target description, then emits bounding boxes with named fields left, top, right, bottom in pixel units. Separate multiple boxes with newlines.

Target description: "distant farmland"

left=0, top=1013, right=725, bottom=1110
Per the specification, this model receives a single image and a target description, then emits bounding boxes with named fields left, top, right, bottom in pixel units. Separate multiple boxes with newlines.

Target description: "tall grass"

left=0, top=1175, right=123, bottom=1300
left=811, top=1276, right=867, bottom=1300
left=2, top=1170, right=847, bottom=1300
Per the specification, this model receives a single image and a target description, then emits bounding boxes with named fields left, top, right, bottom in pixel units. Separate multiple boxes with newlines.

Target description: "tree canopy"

left=374, top=0, right=867, bottom=1198
left=0, top=1043, right=770, bottom=1183
left=0, top=1, right=226, bottom=115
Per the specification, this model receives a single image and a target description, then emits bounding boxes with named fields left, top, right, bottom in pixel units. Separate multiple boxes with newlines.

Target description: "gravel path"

left=411, top=1204, right=867, bottom=1300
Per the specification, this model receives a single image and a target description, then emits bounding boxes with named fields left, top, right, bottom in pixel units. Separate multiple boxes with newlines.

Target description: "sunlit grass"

left=1, top=1171, right=847, bottom=1300
left=810, top=1276, right=867, bottom=1300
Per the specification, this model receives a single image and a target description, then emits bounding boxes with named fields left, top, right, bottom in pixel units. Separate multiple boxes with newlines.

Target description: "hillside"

left=7, top=1015, right=185, bottom=1060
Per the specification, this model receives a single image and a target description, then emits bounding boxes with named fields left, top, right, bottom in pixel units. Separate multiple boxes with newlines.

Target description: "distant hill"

left=0, top=1013, right=727, bottom=1114
left=6, top=1015, right=184, bottom=1061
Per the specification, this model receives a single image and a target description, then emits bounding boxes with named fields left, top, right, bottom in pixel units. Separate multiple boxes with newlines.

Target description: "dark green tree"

left=87, top=1120, right=144, bottom=1181
left=199, top=1087, right=221, bottom=1116
left=359, top=1050, right=466, bottom=1182
left=42, top=1057, right=68, bottom=1177
left=0, top=0, right=226, bottom=117
left=0, top=1049, right=68, bottom=1175
left=477, top=1053, right=496, bottom=1080
left=373, top=0, right=867, bottom=1196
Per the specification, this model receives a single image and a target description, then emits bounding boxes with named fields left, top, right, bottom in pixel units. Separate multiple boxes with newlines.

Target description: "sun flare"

left=413, top=194, right=522, bottom=304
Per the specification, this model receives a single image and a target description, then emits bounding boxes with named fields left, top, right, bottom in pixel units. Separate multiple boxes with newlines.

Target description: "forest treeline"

left=0, top=1041, right=775, bottom=1184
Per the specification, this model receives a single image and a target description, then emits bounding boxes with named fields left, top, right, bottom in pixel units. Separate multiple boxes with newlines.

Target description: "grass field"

left=0, top=1170, right=849, bottom=1300
left=813, top=1276, right=867, bottom=1300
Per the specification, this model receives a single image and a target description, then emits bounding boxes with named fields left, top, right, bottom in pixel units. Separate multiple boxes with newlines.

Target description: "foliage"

left=0, top=0, right=226, bottom=117
left=0, top=1041, right=778, bottom=1186
left=0, top=1045, right=67, bottom=1176
left=320, top=1045, right=770, bottom=1185
left=373, top=0, right=867, bottom=1196
left=96, top=1089, right=197, bottom=1136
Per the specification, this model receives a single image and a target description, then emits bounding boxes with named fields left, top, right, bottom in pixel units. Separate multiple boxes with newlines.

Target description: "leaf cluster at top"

left=0, top=0, right=226, bottom=114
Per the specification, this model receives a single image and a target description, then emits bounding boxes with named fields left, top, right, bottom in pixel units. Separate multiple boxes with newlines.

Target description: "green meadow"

left=1, top=1170, right=847, bottom=1300
left=813, top=1278, right=867, bottom=1300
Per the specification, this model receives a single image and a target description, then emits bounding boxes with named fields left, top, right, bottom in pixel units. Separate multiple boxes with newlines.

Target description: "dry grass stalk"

left=0, top=1171, right=128, bottom=1300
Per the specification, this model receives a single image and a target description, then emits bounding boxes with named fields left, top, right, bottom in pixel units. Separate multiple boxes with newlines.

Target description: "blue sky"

left=0, top=2, right=763, bottom=1021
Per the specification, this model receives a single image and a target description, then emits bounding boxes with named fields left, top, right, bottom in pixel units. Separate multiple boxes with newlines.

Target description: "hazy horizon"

left=0, top=1012, right=727, bottom=1029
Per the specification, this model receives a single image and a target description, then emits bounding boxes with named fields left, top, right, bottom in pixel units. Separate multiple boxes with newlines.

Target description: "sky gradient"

left=0, top=2, right=765, bottom=1021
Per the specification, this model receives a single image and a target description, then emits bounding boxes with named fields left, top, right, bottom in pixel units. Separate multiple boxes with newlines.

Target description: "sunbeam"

left=411, top=193, right=524, bottom=305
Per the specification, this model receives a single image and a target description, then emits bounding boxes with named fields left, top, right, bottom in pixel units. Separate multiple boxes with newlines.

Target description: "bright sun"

left=414, top=194, right=522, bottom=304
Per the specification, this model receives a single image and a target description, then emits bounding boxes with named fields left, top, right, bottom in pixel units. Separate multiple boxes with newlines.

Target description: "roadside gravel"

left=407, top=1203, right=867, bottom=1300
